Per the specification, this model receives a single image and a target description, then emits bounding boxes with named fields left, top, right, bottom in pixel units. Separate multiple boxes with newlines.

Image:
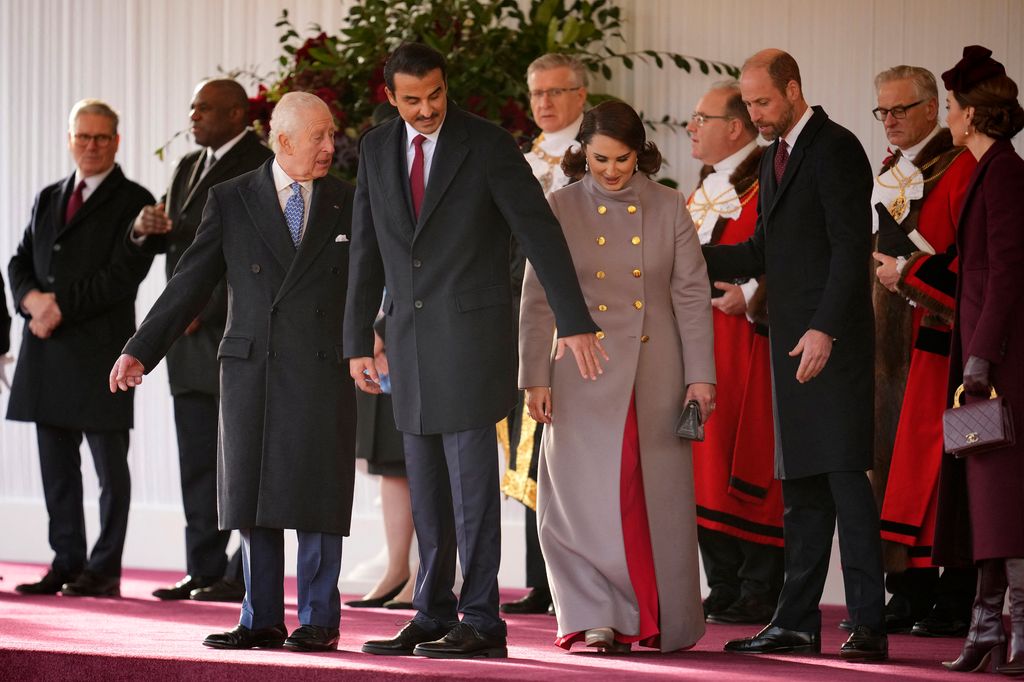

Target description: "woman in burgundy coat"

left=931, top=46, right=1024, bottom=674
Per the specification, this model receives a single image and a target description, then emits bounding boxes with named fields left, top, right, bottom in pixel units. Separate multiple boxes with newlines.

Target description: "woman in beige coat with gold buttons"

left=519, top=101, right=716, bottom=653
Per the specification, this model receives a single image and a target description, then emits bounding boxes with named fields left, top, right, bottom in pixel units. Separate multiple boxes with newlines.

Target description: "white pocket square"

left=335, top=234, right=350, bottom=243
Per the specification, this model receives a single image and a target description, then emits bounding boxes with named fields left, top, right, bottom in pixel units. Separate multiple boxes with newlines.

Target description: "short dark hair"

left=954, top=74, right=1024, bottom=141
left=384, top=42, right=447, bottom=92
left=562, top=100, right=662, bottom=180
left=202, top=78, right=250, bottom=111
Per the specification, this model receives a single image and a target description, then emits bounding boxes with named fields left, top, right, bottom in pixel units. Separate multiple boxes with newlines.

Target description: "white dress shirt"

left=404, top=119, right=444, bottom=186
left=73, top=164, right=116, bottom=202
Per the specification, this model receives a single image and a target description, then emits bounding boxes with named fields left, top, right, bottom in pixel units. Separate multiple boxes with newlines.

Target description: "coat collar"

left=182, top=130, right=266, bottom=212
left=957, top=138, right=1015, bottom=226
left=239, top=159, right=295, bottom=274
left=57, top=164, right=126, bottom=236
left=275, top=173, right=346, bottom=303
left=763, top=105, right=828, bottom=219
left=413, top=102, right=469, bottom=239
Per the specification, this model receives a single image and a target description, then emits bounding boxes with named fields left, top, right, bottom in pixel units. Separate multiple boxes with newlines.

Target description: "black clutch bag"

left=675, top=400, right=704, bottom=441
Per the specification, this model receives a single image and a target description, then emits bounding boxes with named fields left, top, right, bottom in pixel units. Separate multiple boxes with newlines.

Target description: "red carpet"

left=0, top=561, right=979, bottom=680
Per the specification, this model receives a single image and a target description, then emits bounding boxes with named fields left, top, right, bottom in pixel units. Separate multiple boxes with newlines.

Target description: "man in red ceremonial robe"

left=869, top=65, right=976, bottom=637
left=686, top=82, right=784, bottom=625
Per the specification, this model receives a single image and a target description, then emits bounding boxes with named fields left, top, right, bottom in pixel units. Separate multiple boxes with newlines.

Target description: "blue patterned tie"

left=284, top=181, right=304, bottom=246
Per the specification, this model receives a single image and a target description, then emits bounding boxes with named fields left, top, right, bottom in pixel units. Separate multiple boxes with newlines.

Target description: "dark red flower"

left=295, top=32, right=329, bottom=66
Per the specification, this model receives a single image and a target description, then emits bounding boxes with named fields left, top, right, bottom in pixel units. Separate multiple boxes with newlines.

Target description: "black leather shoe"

left=703, top=589, right=739, bottom=618
left=16, top=569, right=79, bottom=595
left=203, top=623, right=287, bottom=649
left=344, top=578, right=408, bottom=608
left=190, top=578, right=245, bottom=602
left=153, top=574, right=215, bottom=600
left=60, top=571, right=120, bottom=597
left=285, top=624, right=340, bottom=652
left=840, top=625, right=888, bottom=661
left=911, top=612, right=970, bottom=638
left=724, top=624, right=821, bottom=654
left=707, top=595, right=776, bottom=625
left=413, top=622, right=508, bottom=659
left=500, top=587, right=552, bottom=614
left=362, top=621, right=447, bottom=656
left=383, top=599, right=415, bottom=610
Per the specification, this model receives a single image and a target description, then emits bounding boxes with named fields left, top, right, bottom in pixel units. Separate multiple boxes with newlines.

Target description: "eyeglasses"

left=72, top=133, right=115, bottom=147
left=871, top=100, right=925, bottom=121
left=529, top=87, right=581, bottom=100
left=689, top=112, right=733, bottom=127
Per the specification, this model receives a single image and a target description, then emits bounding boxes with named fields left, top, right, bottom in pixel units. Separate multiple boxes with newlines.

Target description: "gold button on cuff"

left=633, top=300, right=644, bottom=310
left=595, top=331, right=606, bottom=340
left=627, top=205, right=638, bottom=214
left=597, top=205, right=607, bottom=215
left=641, top=335, right=650, bottom=343
left=632, top=269, right=642, bottom=278
left=596, top=270, right=606, bottom=279
left=631, top=236, right=641, bottom=245
left=596, top=236, right=606, bottom=246
left=598, top=304, right=608, bottom=312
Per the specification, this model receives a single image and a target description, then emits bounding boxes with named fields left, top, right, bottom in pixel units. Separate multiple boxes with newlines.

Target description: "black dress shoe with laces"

left=362, top=621, right=447, bottom=656
left=724, top=624, right=821, bottom=654
left=15, top=569, right=80, bottom=595
left=152, top=575, right=215, bottom=600
left=284, top=624, right=340, bottom=652
left=203, top=623, right=288, bottom=649
left=840, top=625, right=888, bottom=661
left=499, top=587, right=552, bottom=614
left=703, top=589, right=739, bottom=619
left=60, top=571, right=120, bottom=598
left=707, top=595, right=776, bottom=625
left=911, top=610, right=970, bottom=638
left=190, top=578, right=246, bottom=602
left=413, top=623, right=508, bottom=659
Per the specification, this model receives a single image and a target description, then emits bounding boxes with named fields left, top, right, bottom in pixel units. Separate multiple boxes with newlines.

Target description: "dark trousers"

left=403, top=426, right=505, bottom=638
left=36, top=424, right=130, bottom=577
left=173, top=391, right=239, bottom=579
left=525, top=505, right=549, bottom=590
left=774, top=471, right=885, bottom=632
left=238, top=527, right=343, bottom=630
left=698, top=526, right=783, bottom=601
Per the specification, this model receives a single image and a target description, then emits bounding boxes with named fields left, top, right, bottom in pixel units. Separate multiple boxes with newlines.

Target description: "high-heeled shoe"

left=584, top=627, right=631, bottom=653
left=943, top=559, right=1008, bottom=672
left=996, top=558, right=1024, bottom=676
left=344, top=578, right=408, bottom=608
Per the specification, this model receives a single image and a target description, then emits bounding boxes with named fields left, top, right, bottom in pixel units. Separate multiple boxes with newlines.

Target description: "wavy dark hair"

left=955, top=74, right=1024, bottom=140
left=562, top=100, right=662, bottom=181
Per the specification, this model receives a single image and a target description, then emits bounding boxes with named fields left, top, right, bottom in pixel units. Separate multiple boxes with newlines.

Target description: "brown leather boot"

left=944, top=559, right=1008, bottom=672
left=996, top=558, right=1024, bottom=676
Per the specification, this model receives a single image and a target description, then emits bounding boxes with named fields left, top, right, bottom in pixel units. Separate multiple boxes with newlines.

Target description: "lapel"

left=239, top=160, right=295, bottom=274
left=182, top=131, right=262, bottom=213
left=58, top=165, right=125, bottom=237
left=414, top=103, right=469, bottom=240
left=957, top=139, right=1007, bottom=229
left=378, top=119, right=417, bottom=234
left=275, top=177, right=343, bottom=303
left=50, top=174, right=74, bottom=235
left=180, top=152, right=210, bottom=211
left=764, top=106, right=827, bottom=221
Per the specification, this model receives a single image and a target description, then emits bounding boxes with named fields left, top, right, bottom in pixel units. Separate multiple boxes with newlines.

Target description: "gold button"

left=596, top=270, right=606, bottom=279
left=631, top=236, right=641, bottom=245
left=634, top=300, right=643, bottom=310
left=596, top=236, right=606, bottom=246
left=597, top=205, right=607, bottom=215
left=595, top=331, right=606, bottom=340
left=641, top=335, right=650, bottom=343
left=598, top=304, right=608, bottom=312
left=627, top=205, right=638, bottom=214
left=632, top=269, right=642, bottom=278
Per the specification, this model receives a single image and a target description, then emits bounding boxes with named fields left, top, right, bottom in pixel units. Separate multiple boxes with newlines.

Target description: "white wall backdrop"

left=1, top=0, right=1022, bottom=595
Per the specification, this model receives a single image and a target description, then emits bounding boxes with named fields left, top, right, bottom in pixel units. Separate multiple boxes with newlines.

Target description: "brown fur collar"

left=697, top=143, right=765, bottom=192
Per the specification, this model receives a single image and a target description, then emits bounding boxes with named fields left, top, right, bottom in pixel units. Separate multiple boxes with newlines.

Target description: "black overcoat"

left=7, top=166, right=154, bottom=430
left=703, top=107, right=875, bottom=478
left=123, top=161, right=358, bottom=534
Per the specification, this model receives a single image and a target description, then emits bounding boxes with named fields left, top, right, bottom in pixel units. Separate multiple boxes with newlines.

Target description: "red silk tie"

left=773, top=139, right=789, bottom=185
left=65, top=180, right=86, bottom=224
left=410, top=134, right=426, bottom=219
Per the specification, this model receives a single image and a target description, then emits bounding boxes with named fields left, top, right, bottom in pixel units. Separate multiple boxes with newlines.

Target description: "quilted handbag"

left=942, top=385, right=1015, bottom=457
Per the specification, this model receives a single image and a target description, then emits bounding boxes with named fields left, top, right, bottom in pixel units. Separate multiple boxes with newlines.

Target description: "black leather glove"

left=963, top=355, right=992, bottom=394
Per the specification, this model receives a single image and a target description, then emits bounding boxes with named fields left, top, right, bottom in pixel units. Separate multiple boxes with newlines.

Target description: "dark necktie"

left=410, top=134, right=427, bottom=219
left=64, top=180, right=86, bottom=224
left=773, top=139, right=789, bottom=185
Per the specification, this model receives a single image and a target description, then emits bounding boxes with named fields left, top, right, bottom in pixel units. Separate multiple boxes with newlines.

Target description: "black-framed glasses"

left=528, top=87, right=582, bottom=100
left=689, top=112, right=733, bottom=127
left=72, top=133, right=115, bottom=147
left=872, top=99, right=925, bottom=121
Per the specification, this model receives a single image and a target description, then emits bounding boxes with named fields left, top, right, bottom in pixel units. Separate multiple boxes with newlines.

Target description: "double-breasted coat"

left=7, top=166, right=154, bottom=430
left=519, top=173, right=715, bottom=652
left=123, top=160, right=357, bottom=534
left=934, top=139, right=1024, bottom=565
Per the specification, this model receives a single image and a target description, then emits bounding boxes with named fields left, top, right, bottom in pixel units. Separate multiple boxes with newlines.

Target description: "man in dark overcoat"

left=345, top=43, right=603, bottom=659
left=703, top=49, right=887, bottom=661
left=9, top=99, right=155, bottom=598
left=111, top=92, right=356, bottom=653
left=131, top=79, right=272, bottom=604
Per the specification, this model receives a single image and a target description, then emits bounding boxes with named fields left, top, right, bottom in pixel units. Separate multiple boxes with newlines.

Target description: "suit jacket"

left=134, top=130, right=273, bottom=396
left=7, top=166, right=154, bottom=430
left=123, top=160, right=358, bottom=534
left=343, top=103, right=597, bottom=435
left=702, top=106, right=875, bottom=479
left=1, top=270, right=10, bottom=355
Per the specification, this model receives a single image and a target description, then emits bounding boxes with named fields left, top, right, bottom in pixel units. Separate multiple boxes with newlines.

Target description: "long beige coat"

left=519, top=173, right=715, bottom=652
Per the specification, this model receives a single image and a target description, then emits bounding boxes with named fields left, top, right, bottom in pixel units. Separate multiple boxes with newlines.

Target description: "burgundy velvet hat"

left=941, top=45, right=1006, bottom=93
